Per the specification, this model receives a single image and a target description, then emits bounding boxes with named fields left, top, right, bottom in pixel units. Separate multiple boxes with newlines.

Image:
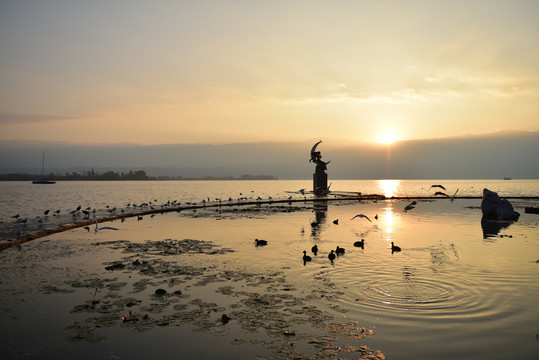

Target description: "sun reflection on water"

left=377, top=179, right=400, bottom=198
left=383, top=205, right=394, bottom=235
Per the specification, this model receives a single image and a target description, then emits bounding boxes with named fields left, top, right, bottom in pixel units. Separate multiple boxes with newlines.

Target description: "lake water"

left=1, top=179, right=538, bottom=243
left=1, top=179, right=538, bottom=359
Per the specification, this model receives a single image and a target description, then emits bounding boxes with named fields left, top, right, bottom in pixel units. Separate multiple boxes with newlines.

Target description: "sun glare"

left=377, top=133, right=398, bottom=145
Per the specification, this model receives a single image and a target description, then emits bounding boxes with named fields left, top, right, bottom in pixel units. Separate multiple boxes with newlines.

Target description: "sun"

left=377, top=133, right=399, bottom=145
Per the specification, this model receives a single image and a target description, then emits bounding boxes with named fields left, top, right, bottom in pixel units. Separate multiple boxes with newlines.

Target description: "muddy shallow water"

left=1, top=199, right=538, bottom=359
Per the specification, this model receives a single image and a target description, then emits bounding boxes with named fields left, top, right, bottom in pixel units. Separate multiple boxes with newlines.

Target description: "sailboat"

left=32, top=151, right=56, bottom=184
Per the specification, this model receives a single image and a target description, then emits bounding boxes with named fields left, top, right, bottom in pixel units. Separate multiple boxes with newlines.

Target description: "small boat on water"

left=32, top=151, right=56, bottom=184
left=32, top=178, right=56, bottom=184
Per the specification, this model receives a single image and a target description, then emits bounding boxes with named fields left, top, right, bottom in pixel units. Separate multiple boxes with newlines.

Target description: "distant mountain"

left=1, top=130, right=538, bottom=179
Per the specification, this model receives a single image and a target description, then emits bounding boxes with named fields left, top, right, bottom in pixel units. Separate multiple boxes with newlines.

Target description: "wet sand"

left=1, top=199, right=538, bottom=359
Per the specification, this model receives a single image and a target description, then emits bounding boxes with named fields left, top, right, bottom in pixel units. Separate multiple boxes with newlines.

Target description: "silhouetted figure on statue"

left=310, top=140, right=330, bottom=196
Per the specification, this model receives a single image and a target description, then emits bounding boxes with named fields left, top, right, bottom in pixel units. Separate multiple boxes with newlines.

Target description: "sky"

left=1, top=0, right=538, bottom=146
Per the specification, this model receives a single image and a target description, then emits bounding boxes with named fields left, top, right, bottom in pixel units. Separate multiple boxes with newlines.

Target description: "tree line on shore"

left=0, top=170, right=277, bottom=181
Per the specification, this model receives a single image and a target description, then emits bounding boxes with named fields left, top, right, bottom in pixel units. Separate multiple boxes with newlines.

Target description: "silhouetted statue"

left=310, top=140, right=330, bottom=195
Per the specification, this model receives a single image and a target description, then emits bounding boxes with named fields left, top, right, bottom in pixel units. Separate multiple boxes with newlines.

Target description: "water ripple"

left=329, top=264, right=531, bottom=322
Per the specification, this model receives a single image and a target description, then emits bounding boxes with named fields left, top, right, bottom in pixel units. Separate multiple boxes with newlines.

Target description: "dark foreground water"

left=1, top=189, right=538, bottom=359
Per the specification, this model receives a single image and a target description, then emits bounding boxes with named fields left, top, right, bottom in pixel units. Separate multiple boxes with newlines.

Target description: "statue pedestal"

left=313, top=171, right=327, bottom=196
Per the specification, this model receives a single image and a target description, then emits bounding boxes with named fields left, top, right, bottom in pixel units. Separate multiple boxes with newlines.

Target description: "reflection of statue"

left=481, top=217, right=513, bottom=239
left=310, top=199, right=328, bottom=239
left=310, top=140, right=330, bottom=196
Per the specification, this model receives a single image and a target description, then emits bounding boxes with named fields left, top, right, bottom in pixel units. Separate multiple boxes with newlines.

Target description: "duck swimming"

left=303, top=250, right=312, bottom=262
left=328, top=250, right=336, bottom=263
left=311, top=244, right=318, bottom=255
left=391, top=242, right=401, bottom=252
left=255, top=239, right=268, bottom=246
left=353, top=239, right=364, bottom=248
left=336, top=246, right=345, bottom=255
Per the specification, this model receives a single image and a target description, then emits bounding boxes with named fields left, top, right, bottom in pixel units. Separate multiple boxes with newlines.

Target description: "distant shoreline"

left=0, top=173, right=278, bottom=181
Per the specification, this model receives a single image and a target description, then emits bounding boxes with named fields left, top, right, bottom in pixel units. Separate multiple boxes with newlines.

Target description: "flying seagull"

left=404, top=201, right=417, bottom=212
left=434, top=191, right=449, bottom=197
left=450, top=188, right=459, bottom=202
left=95, top=221, right=119, bottom=232
left=351, top=214, right=372, bottom=222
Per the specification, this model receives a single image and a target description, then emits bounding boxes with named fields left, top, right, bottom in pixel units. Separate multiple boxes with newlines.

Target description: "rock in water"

left=481, top=188, right=520, bottom=221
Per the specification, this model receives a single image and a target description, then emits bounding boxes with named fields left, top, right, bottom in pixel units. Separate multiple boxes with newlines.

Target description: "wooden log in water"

left=525, top=207, right=539, bottom=214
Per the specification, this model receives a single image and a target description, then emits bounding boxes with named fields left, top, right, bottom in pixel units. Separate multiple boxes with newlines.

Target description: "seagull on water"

left=351, top=214, right=372, bottom=222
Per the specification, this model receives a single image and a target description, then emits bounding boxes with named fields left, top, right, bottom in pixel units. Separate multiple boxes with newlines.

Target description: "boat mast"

left=41, top=151, right=45, bottom=176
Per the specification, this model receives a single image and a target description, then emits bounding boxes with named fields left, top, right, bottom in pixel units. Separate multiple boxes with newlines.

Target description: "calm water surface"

left=1, top=179, right=538, bottom=242
left=0, top=179, right=538, bottom=359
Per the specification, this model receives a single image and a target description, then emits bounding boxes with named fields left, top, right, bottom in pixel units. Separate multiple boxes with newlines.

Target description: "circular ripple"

left=331, top=264, right=517, bottom=321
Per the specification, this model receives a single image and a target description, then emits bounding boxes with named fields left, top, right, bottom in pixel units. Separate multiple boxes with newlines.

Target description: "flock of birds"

left=7, top=183, right=458, bottom=243
left=253, top=183, right=461, bottom=266
left=257, top=226, right=402, bottom=266
left=6, top=190, right=316, bottom=240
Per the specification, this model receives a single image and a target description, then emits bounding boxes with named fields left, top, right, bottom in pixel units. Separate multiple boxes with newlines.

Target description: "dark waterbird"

left=333, top=219, right=339, bottom=225
left=303, top=251, right=312, bottom=263
left=391, top=242, right=401, bottom=253
left=336, top=246, right=345, bottom=255
left=354, top=239, right=365, bottom=248
left=44, top=210, right=50, bottom=215
left=311, top=244, right=318, bottom=255
left=255, top=239, right=268, bottom=246
left=328, top=250, right=336, bottom=263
